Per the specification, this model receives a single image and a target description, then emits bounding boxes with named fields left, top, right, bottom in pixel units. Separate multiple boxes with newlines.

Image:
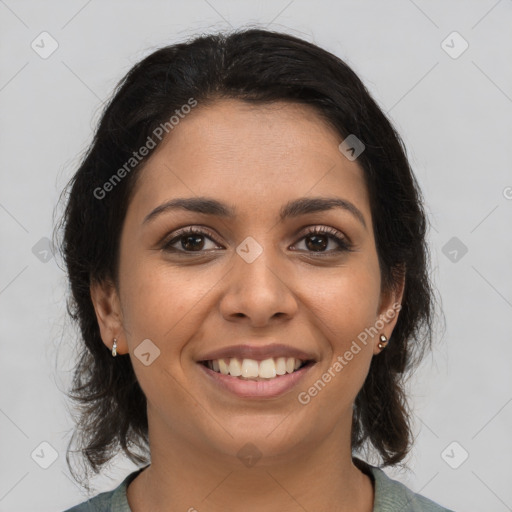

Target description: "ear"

left=373, top=265, right=406, bottom=354
left=90, top=278, right=128, bottom=355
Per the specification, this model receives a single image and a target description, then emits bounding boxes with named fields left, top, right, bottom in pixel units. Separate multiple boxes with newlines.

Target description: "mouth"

left=199, top=356, right=313, bottom=380
left=197, top=356, right=317, bottom=399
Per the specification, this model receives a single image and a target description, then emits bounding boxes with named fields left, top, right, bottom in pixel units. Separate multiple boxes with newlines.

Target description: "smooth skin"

left=91, top=99, right=404, bottom=512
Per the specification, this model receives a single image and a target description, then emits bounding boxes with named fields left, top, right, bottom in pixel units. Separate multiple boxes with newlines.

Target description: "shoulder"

left=62, top=466, right=147, bottom=512
left=63, top=462, right=455, bottom=512
left=62, top=488, right=115, bottom=512
left=368, top=464, right=455, bottom=512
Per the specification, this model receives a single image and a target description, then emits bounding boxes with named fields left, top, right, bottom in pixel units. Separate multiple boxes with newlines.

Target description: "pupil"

left=181, top=234, right=328, bottom=252
left=182, top=235, right=204, bottom=251
left=306, top=234, right=327, bottom=251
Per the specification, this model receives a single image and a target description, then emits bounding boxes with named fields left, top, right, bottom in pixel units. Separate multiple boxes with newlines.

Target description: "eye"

left=161, top=226, right=222, bottom=253
left=291, top=226, right=353, bottom=254
left=161, top=225, right=353, bottom=255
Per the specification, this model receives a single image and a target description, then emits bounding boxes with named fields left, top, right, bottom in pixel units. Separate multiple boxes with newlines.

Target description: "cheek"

left=308, top=260, right=382, bottom=339
left=119, top=251, right=218, bottom=349
left=300, top=258, right=381, bottom=401
left=299, top=271, right=378, bottom=414
left=118, top=258, right=208, bottom=403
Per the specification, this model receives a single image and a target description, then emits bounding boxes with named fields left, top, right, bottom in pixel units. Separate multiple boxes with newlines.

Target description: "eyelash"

left=161, top=225, right=354, bottom=256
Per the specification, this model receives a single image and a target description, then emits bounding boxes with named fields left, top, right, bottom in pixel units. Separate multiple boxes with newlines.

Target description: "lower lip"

left=197, top=362, right=315, bottom=399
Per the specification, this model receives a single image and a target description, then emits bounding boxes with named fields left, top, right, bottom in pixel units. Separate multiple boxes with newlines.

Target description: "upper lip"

left=197, top=343, right=318, bottom=362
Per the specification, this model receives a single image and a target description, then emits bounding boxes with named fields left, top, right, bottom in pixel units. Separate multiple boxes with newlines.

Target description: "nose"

left=219, top=245, right=298, bottom=328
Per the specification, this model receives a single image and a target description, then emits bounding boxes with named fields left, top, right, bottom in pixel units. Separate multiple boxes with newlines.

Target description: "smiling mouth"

left=199, top=357, right=314, bottom=381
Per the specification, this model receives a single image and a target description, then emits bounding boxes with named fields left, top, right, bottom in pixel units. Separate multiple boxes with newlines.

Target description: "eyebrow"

left=143, top=196, right=367, bottom=229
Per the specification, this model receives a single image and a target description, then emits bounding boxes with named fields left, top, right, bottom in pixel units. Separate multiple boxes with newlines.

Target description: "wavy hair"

left=55, top=27, right=440, bottom=488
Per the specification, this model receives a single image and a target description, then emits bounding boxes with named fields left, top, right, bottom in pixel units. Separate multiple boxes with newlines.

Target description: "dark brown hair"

left=56, top=27, right=439, bottom=487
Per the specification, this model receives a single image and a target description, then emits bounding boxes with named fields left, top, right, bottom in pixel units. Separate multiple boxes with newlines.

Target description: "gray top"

left=63, top=460, right=454, bottom=512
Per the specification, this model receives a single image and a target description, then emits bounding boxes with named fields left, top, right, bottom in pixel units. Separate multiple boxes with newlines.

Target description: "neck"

left=127, top=410, right=374, bottom=512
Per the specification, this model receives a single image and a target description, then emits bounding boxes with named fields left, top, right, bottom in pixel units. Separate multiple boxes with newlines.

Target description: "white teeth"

left=275, top=357, right=287, bottom=375
left=241, top=359, right=259, bottom=378
left=228, top=358, right=242, bottom=377
left=259, top=358, right=277, bottom=379
left=207, top=356, right=307, bottom=379
left=218, top=359, right=229, bottom=375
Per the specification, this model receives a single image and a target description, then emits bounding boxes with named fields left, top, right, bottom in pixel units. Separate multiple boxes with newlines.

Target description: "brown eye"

left=179, top=234, right=206, bottom=251
left=293, top=226, right=353, bottom=254
left=161, top=225, right=353, bottom=256
left=162, top=227, right=222, bottom=253
left=304, top=233, right=329, bottom=251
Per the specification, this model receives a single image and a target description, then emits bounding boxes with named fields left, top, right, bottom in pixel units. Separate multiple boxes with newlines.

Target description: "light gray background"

left=1, top=1, right=511, bottom=511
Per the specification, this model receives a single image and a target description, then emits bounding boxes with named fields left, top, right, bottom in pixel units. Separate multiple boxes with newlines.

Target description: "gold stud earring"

left=378, top=334, right=388, bottom=350
left=112, top=338, right=118, bottom=357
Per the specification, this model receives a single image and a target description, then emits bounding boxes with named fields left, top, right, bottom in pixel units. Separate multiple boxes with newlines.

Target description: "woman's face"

left=92, top=99, right=403, bottom=464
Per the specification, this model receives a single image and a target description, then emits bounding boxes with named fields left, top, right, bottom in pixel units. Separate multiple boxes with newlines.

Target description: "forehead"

left=128, top=99, right=371, bottom=225
left=163, top=99, right=343, bottom=163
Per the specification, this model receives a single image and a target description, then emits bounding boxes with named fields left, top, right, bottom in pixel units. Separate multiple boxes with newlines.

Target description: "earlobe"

left=90, top=278, right=127, bottom=355
left=374, top=268, right=405, bottom=354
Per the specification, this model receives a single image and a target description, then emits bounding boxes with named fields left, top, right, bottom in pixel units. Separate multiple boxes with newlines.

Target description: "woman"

left=60, top=28, right=453, bottom=511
